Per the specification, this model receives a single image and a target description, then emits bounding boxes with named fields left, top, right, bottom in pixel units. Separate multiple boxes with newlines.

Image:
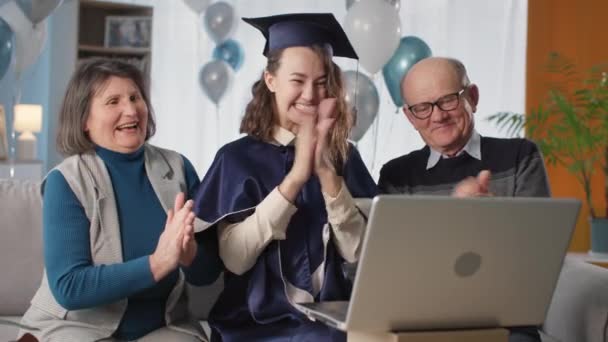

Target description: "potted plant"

left=488, top=53, right=608, bottom=254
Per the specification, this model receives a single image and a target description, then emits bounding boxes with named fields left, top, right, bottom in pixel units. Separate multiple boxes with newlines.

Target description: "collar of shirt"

left=272, top=125, right=296, bottom=146
left=426, top=130, right=482, bottom=170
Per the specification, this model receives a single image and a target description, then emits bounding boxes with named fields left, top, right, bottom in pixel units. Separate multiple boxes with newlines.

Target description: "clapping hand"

left=314, top=98, right=337, bottom=176
left=280, top=98, right=342, bottom=201
left=452, top=170, right=492, bottom=197
left=179, top=208, right=197, bottom=267
left=150, top=192, right=196, bottom=281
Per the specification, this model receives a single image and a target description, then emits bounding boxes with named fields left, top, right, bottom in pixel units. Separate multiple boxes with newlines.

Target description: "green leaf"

left=487, top=52, right=608, bottom=216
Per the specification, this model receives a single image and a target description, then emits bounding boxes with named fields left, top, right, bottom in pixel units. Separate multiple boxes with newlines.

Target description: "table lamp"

left=13, top=104, right=42, bottom=161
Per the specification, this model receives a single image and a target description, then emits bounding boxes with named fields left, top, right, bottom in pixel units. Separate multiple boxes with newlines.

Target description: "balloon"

left=0, top=17, right=13, bottom=81
left=212, top=39, right=244, bottom=71
left=1, top=0, right=47, bottom=76
left=383, top=36, right=432, bottom=107
left=343, top=70, right=379, bottom=141
left=344, top=0, right=401, bottom=75
left=183, top=0, right=210, bottom=14
left=204, top=1, right=236, bottom=43
left=199, top=60, right=232, bottom=105
left=346, top=0, right=400, bottom=11
left=15, top=0, right=63, bottom=25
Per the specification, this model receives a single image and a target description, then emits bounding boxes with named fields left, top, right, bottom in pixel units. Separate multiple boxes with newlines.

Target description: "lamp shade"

left=14, top=104, right=42, bottom=133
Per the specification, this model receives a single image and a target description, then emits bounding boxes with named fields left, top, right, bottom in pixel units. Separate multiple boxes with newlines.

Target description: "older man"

left=377, top=57, right=550, bottom=342
left=378, top=57, right=550, bottom=198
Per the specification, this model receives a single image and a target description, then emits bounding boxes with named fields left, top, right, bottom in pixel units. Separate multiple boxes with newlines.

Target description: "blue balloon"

left=382, top=36, right=432, bottom=107
left=212, top=39, right=244, bottom=71
left=0, top=18, right=14, bottom=81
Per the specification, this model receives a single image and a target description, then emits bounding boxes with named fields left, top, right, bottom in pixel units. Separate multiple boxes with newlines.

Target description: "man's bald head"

left=399, top=56, right=479, bottom=156
left=401, top=57, right=470, bottom=106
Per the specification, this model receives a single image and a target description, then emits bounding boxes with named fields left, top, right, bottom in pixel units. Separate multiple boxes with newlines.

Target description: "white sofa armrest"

left=542, top=256, right=608, bottom=342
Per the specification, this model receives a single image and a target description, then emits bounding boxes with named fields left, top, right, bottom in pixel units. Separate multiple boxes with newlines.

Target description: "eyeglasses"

left=406, top=87, right=468, bottom=120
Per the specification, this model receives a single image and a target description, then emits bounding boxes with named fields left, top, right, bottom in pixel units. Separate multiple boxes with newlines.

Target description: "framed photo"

left=0, top=105, right=7, bottom=160
left=104, top=16, right=152, bottom=48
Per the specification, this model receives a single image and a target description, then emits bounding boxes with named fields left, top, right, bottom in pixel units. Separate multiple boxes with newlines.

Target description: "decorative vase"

left=590, top=217, right=608, bottom=256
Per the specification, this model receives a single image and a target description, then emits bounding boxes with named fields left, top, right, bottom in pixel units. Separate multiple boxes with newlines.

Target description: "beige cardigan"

left=19, top=144, right=207, bottom=342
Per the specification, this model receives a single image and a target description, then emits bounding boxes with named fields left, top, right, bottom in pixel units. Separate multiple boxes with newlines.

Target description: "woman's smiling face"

left=264, top=46, right=328, bottom=130
left=85, top=76, right=149, bottom=153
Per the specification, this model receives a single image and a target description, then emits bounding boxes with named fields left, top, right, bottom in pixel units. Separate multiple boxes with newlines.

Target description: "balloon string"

left=354, top=62, right=359, bottom=109
left=353, top=63, right=360, bottom=150
left=370, top=100, right=380, bottom=174
left=216, top=104, right=220, bottom=150
left=8, top=76, right=22, bottom=164
left=197, top=14, right=203, bottom=63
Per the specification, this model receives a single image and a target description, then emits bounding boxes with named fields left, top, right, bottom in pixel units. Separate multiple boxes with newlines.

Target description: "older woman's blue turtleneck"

left=42, top=145, right=221, bottom=340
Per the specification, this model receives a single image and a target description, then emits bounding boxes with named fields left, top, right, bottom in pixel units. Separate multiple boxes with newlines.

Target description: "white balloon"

left=0, top=0, right=47, bottom=76
left=183, top=0, right=210, bottom=14
left=344, top=0, right=401, bottom=75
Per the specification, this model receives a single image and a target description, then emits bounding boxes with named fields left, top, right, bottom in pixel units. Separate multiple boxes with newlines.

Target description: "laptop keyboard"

left=299, top=301, right=349, bottom=323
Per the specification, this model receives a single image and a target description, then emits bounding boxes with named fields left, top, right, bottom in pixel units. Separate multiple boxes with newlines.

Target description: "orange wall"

left=527, top=0, right=608, bottom=251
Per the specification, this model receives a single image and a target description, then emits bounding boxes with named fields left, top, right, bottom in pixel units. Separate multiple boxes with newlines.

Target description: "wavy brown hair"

left=240, top=45, right=353, bottom=170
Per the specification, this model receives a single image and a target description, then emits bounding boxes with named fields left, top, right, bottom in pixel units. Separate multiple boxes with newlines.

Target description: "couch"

left=1, top=178, right=608, bottom=342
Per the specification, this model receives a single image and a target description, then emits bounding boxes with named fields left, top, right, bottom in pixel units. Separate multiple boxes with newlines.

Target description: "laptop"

left=295, top=195, right=580, bottom=332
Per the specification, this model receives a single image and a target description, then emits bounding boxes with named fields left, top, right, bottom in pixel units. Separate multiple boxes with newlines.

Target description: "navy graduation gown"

left=194, top=136, right=377, bottom=342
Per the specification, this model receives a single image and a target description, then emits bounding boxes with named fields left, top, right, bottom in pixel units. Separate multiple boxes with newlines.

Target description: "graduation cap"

left=242, top=13, right=358, bottom=59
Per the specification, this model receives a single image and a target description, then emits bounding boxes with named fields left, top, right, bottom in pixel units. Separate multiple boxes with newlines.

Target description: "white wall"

left=46, top=0, right=78, bottom=170
left=24, top=0, right=527, bottom=178
left=138, top=0, right=528, bottom=180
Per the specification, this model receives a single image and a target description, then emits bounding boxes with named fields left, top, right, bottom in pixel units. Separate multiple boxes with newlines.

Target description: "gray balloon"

left=199, top=60, right=232, bottom=105
left=343, top=70, right=379, bottom=142
left=16, top=0, right=63, bottom=25
left=346, top=0, right=400, bottom=11
left=204, top=1, right=236, bottom=43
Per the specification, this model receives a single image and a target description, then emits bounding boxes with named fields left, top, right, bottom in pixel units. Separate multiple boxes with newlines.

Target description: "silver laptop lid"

left=345, top=195, right=580, bottom=332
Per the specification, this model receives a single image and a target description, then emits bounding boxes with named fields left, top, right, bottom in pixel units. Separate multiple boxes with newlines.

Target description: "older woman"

left=18, top=59, right=222, bottom=342
left=193, top=13, right=377, bottom=342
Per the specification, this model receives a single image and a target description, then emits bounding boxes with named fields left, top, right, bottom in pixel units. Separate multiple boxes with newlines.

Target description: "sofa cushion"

left=543, top=256, right=608, bottom=342
left=0, top=316, right=23, bottom=341
left=187, top=276, right=223, bottom=320
left=0, top=179, right=43, bottom=315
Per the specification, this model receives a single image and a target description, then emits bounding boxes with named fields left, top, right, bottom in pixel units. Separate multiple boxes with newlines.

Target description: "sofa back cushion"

left=0, top=179, right=43, bottom=315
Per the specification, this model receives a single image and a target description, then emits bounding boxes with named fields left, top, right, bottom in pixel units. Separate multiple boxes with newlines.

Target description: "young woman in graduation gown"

left=193, top=13, right=378, bottom=342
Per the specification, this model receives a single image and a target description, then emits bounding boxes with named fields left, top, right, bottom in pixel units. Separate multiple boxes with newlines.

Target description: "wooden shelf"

left=80, top=0, right=151, bottom=11
left=76, top=0, right=153, bottom=88
left=79, top=44, right=150, bottom=56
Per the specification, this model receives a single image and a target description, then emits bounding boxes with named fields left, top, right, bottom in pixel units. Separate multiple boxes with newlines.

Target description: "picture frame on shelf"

left=0, top=105, right=7, bottom=160
left=104, top=16, right=152, bottom=49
